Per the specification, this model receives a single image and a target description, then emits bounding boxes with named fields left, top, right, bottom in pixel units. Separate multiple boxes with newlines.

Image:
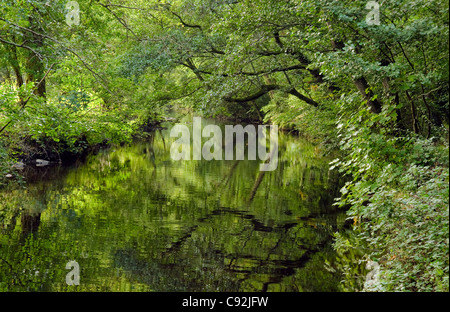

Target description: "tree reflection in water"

left=0, top=123, right=356, bottom=292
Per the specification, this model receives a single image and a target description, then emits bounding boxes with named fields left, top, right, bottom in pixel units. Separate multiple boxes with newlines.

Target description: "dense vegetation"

left=1, top=0, right=448, bottom=291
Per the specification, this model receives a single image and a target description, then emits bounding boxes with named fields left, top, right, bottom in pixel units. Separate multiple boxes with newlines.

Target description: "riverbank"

left=331, top=132, right=449, bottom=292
left=1, top=110, right=448, bottom=292
left=270, top=94, right=449, bottom=291
left=0, top=115, right=170, bottom=190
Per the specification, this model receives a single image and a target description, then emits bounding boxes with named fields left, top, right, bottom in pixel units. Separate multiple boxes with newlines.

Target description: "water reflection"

left=0, top=121, right=348, bottom=292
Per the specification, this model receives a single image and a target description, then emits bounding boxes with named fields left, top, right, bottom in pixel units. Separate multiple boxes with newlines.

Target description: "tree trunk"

left=8, top=37, right=24, bottom=89
left=354, top=77, right=382, bottom=114
left=23, top=16, right=46, bottom=98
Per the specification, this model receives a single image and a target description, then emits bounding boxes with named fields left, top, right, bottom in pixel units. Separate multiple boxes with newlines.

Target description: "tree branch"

left=224, top=84, right=320, bottom=107
left=167, top=9, right=202, bottom=30
left=354, top=77, right=382, bottom=114
left=272, top=31, right=339, bottom=92
left=0, top=36, right=43, bottom=60
left=237, top=64, right=306, bottom=76
left=0, top=16, right=115, bottom=95
left=224, top=85, right=280, bottom=103
left=97, top=2, right=139, bottom=39
left=287, top=88, right=319, bottom=107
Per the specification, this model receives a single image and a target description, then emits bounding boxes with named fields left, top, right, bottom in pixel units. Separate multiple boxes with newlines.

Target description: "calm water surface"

left=0, top=120, right=347, bottom=291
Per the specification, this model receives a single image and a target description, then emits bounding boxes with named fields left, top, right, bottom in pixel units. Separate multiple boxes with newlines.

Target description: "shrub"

left=332, top=103, right=449, bottom=292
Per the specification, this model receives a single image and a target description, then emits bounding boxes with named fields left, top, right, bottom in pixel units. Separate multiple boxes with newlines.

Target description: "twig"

left=97, top=2, right=139, bottom=39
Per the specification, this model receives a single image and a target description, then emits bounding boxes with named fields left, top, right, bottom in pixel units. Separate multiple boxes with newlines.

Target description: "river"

left=0, top=118, right=349, bottom=292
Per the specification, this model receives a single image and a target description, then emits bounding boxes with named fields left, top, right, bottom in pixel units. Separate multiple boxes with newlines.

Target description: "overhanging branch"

left=224, top=84, right=320, bottom=107
left=224, top=85, right=280, bottom=103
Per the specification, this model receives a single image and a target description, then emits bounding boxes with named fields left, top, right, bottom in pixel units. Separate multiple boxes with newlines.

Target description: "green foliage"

left=0, top=0, right=449, bottom=292
left=332, top=103, right=449, bottom=291
left=0, top=142, right=12, bottom=188
left=262, top=94, right=339, bottom=148
left=0, top=80, right=138, bottom=163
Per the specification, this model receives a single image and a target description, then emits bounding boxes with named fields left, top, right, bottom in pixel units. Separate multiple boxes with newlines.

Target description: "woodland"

left=0, top=0, right=448, bottom=292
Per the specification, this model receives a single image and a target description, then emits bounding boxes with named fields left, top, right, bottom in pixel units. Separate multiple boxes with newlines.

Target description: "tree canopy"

left=0, top=0, right=448, bottom=292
